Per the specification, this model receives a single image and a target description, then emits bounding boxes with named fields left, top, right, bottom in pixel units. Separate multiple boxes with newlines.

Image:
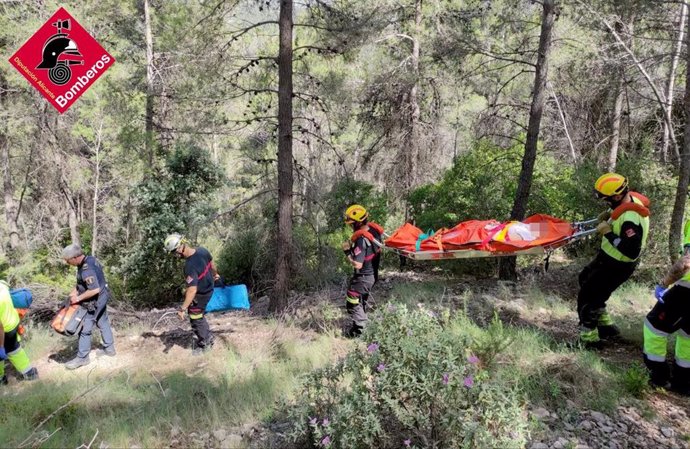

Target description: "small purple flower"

left=377, top=363, right=386, bottom=372
left=404, top=438, right=411, bottom=447
left=406, top=329, right=413, bottom=336
left=463, top=376, right=474, bottom=388
left=322, top=417, right=330, bottom=427
left=309, top=417, right=318, bottom=426
left=467, top=354, right=479, bottom=364
left=321, top=435, right=331, bottom=447
left=442, top=373, right=450, bottom=385
left=367, top=343, right=379, bottom=353
left=427, top=310, right=438, bottom=318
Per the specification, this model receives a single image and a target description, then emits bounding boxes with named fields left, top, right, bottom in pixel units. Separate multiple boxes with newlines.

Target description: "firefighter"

left=62, top=243, right=116, bottom=370
left=342, top=205, right=381, bottom=337
left=643, top=224, right=690, bottom=394
left=577, top=173, right=650, bottom=347
left=0, top=280, right=38, bottom=384
left=164, top=233, right=219, bottom=355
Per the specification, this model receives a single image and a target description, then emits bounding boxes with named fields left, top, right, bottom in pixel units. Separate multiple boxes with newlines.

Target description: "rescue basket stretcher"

left=384, top=214, right=599, bottom=261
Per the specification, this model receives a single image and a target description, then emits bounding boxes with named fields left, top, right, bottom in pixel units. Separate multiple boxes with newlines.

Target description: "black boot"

left=644, top=356, right=670, bottom=389
left=598, top=325, right=621, bottom=340
left=671, top=363, right=690, bottom=396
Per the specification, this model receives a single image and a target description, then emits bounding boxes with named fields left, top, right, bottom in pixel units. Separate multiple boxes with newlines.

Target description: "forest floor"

left=1, top=258, right=689, bottom=449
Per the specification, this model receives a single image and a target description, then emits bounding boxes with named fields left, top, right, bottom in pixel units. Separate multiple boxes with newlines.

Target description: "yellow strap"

left=346, top=296, right=359, bottom=305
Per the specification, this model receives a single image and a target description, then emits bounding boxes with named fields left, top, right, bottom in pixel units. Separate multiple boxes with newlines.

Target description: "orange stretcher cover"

left=385, top=214, right=575, bottom=253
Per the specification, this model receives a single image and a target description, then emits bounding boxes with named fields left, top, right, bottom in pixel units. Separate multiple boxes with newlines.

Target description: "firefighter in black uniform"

left=342, top=205, right=380, bottom=337
left=578, top=173, right=650, bottom=347
left=62, top=243, right=116, bottom=370
left=165, top=233, right=219, bottom=355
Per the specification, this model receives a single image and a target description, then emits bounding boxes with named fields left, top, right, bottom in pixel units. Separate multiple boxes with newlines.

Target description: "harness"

left=610, top=192, right=650, bottom=220
left=601, top=191, right=650, bottom=262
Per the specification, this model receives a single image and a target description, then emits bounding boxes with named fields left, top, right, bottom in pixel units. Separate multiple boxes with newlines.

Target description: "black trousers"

left=77, top=293, right=115, bottom=358
left=577, top=252, right=636, bottom=329
left=644, top=285, right=690, bottom=388
left=189, top=291, right=213, bottom=348
left=346, top=274, right=375, bottom=334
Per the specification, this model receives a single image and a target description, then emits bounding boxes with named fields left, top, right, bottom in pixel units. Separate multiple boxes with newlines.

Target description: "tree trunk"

left=65, top=195, right=81, bottom=246
left=668, top=12, right=690, bottom=263
left=1, top=71, right=20, bottom=254
left=608, top=72, right=625, bottom=171
left=407, top=0, right=422, bottom=192
left=662, top=3, right=687, bottom=163
left=92, top=121, right=103, bottom=256
left=499, top=0, right=556, bottom=280
left=144, top=0, right=156, bottom=166
left=270, top=0, right=294, bottom=313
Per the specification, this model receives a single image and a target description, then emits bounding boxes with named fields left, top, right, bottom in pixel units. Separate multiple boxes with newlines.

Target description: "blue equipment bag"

left=205, top=283, right=250, bottom=313
left=10, top=288, right=33, bottom=309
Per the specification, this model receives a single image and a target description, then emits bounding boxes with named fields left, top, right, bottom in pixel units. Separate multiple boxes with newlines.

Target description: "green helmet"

left=164, top=233, right=185, bottom=253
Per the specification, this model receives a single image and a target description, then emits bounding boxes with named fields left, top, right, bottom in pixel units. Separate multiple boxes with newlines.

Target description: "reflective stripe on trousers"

left=676, top=329, right=690, bottom=368
left=643, top=318, right=668, bottom=362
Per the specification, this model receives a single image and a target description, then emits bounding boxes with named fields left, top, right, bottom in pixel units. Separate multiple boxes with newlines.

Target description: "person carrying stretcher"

left=577, top=173, right=650, bottom=347
left=341, top=204, right=384, bottom=337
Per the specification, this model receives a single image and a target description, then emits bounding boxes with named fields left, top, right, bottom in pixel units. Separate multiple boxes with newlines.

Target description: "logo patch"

left=8, top=7, right=115, bottom=113
left=185, top=276, right=194, bottom=284
left=625, top=229, right=636, bottom=238
left=85, top=276, right=95, bottom=286
left=353, top=247, right=362, bottom=256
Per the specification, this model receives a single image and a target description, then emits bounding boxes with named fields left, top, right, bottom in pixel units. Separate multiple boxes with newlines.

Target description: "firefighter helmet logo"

left=8, top=7, right=115, bottom=114
left=36, top=19, right=84, bottom=86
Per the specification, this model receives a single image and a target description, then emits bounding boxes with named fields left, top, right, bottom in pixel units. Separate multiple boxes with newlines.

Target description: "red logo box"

left=8, top=7, right=115, bottom=114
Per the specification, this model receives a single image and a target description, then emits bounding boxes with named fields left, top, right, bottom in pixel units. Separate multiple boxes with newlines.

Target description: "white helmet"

left=164, top=233, right=185, bottom=253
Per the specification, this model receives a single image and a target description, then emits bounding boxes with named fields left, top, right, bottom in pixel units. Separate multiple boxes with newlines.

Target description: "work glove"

left=596, top=221, right=612, bottom=235
left=342, top=241, right=351, bottom=254
left=0, top=347, right=6, bottom=361
left=597, top=210, right=611, bottom=223
left=654, top=284, right=668, bottom=303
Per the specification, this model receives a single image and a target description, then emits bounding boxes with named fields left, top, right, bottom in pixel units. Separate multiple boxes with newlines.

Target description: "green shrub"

left=216, top=224, right=273, bottom=293
left=620, top=363, right=650, bottom=399
left=288, top=304, right=527, bottom=449
left=407, top=139, right=589, bottom=231
left=119, top=143, right=224, bottom=306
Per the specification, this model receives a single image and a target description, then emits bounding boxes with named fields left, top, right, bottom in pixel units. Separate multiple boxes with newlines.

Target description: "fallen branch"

left=21, top=427, right=61, bottom=449
left=149, top=370, right=167, bottom=397
left=18, top=375, right=114, bottom=448
left=107, top=307, right=143, bottom=319
left=152, top=310, right=179, bottom=331
left=76, top=429, right=99, bottom=449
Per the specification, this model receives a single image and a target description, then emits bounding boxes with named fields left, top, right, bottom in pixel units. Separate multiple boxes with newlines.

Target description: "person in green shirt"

left=0, top=280, right=38, bottom=385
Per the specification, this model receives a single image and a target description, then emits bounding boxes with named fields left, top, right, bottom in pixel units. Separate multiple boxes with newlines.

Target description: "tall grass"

left=0, top=327, right=340, bottom=448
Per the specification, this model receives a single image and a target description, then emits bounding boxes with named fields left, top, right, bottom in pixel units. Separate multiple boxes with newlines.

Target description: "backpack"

left=10, top=288, right=33, bottom=336
left=51, top=303, right=88, bottom=336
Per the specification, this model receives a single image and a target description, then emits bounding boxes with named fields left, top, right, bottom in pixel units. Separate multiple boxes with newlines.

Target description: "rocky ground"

left=527, top=401, right=689, bottom=449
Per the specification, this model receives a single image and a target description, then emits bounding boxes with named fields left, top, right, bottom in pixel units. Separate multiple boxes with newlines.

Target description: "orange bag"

left=51, top=305, right=88, bottom=336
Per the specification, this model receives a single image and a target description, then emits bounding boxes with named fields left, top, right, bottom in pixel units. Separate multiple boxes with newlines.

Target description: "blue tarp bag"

left=206, top=283, right=250, bottom=313
left=10, top=288, right=33, bottom=309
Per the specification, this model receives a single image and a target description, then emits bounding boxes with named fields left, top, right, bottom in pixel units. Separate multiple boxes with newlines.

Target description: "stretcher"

left=384, top=214, right=598, bottom=260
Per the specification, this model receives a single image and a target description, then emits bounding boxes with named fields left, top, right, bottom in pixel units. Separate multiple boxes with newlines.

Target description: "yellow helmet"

left=594, top=173, right=628, bottom=197
left=344, top=204, right=368, bottom=224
